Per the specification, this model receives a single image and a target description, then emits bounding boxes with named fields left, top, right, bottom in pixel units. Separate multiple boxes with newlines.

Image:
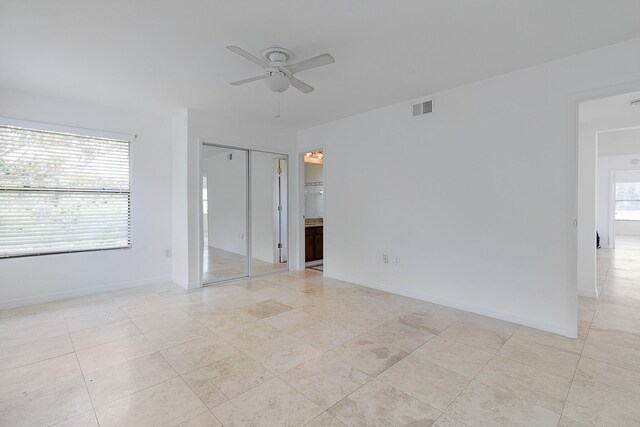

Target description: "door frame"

left=275, top=157, right=288, bottom=263
left=610, top=169, right=617, bottom=249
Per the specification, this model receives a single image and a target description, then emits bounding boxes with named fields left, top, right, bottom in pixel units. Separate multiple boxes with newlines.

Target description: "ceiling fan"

left=227, top=46, right=335, bottom=94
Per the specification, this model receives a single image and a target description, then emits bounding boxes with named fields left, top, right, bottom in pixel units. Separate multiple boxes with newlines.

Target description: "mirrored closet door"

left=250, top=151, right=288, bottom=275
left=201, top=145, right=249, bottom=283
left=201, top=143, right=288, bottom=285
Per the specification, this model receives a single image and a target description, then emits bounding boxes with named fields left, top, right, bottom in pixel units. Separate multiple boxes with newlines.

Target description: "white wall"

left=171, top=110, right=189, bottom=287
left=0, top=88, right=173, bottom=307
left=297, top=38, right=640, bottom=337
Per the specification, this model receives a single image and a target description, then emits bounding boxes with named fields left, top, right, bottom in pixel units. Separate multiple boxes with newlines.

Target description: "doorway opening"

left=303, top=149, right=324, bottom=271
left=201, top=143, right=288, bottom=285
left=578, top=90, right=640, bottom=299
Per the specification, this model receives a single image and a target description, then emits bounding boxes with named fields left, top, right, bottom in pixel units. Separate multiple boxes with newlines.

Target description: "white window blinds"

left=0, top=125, right=131, bottom=258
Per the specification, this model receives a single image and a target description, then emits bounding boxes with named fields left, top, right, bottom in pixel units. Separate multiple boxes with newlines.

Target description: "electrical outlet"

left=164, top=248, right=172, bottom=258
left=394, top=256, right=400, bottom=265
left=383, top=254, right=389, bottom=264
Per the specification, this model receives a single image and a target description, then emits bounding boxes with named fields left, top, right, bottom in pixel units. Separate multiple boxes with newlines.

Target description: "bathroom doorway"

left=303, top=149, right=324, bottom=271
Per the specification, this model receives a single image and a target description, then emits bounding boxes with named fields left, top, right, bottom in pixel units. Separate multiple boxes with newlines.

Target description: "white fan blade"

left=230, top=74, right=267, bottom=85
left=290, top=76, right=314, bottom=93
left=227, top=46, right=270, bottom=69
left=286, top=54, right=335, bottom=75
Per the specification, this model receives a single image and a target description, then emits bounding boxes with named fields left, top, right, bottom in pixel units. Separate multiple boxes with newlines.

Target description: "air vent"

left=412, top=100, right=433, bottom=117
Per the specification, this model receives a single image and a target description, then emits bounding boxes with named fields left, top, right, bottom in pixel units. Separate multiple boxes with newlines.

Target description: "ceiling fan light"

left=265, top=73, right=290, bottom=93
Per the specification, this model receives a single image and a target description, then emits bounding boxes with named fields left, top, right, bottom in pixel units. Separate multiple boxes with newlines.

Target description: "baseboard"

left=171, top=276, right=201, bottom=290
left=578, top=288, right=598, bottom=298
left=0, top=276, right=173, bottom=310
left=187, top=280, right=201, bottom=290
left=324, top=272, right=577, bottom=338
left=171, top=276, right=187, bottom=288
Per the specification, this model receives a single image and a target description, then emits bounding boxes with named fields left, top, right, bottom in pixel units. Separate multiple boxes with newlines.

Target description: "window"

left=0, top=124, right=131, bottom=257
left=615, top=182, right=640, bottom=221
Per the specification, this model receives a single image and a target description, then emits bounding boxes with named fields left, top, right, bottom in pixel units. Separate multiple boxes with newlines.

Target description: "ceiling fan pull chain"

left=275, top=91, right=281, bottom=119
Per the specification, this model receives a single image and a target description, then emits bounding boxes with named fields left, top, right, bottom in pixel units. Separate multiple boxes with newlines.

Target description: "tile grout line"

left=272, top=308, right=443, bottom=421
left=174, top=365, right=226, bottom=426
left=302, top=411, right=345, bottom=426
left=324, top=322, right=452, bottom=421
left=373, top=329, right=459, bottom=425
left=118, top=288, right=229, bottom=424
left=557, top=290, right=600, bottom=427
left=275, top=350, right=370, bottom=414
left=65, top=290, right=213, bottom=425
left=192, top=319, right=340, bottom=424
left=427, top=323, right=518, bottom=425
left=317, top=308, right=511, bottom=422
left=0, top=343, right=75, bottom=372
left=489, top=341, right=580, bottom=383
left=62, top=308, right=101, bottom=427
left=558, top=248, right=611, bottom=426
left=8, top=266, right=640, bottom=425
left=176, top=327, right=288, bottom=421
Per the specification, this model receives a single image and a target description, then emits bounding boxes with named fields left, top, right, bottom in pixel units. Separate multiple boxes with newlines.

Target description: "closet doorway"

left=201, top=143, right=288, bottom=285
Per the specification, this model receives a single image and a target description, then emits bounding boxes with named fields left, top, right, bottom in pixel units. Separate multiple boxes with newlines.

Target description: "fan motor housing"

left=263, top=47, right=292, bottom=65
left=265, top=70, right=290, bottom=93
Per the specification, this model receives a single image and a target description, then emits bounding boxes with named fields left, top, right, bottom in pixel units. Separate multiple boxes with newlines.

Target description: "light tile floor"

left=1, top=238, right=639, bottom=426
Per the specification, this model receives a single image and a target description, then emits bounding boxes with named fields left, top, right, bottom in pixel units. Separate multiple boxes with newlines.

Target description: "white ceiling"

left=580, top=91, right=640, bottom=126
left=1, top=0, right=639, bottom=130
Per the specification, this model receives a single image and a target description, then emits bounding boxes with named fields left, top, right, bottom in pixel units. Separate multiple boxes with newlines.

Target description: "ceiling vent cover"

left=412, top=100, right=433, bottom=117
